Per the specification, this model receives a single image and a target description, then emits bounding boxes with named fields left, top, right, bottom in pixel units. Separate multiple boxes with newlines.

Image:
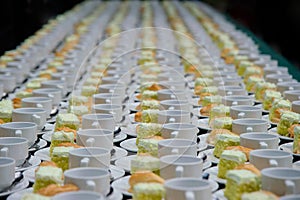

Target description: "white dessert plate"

left=122, top=124, right=137, bottom=137
left=129, top=102, right=140, bottom=112
left=197, top=118, right=212, bottom=131
left=34, top=147, right=50, bottom=161
left=204, top=166, right=226, bottom=184
left=254, top=104, right=269, bottom=114
left=202, top=149, right=219, bottom=164
left=213, top=189, right=227, bottom=200
left=262, top=115, right=277, bottom=126
left=28, top=139, right=47, bottom=152
left=15, top=156, right=41, bottom=172
left=192, top=107, right=209, bottom=118
left=280, top=142, right=300, bottom=158
left=120, top=138, right=137, bottom=152
left=114, top=155, right=136, bottom=172
left=190, top=97, right=200, bottom=107
left=269, top=127, right=293, bottom=141
left=111, top=147, right=128, bottom=161
left=0, top=178, right=29, bottom=197
left=114, top=132, right=127, bottom=143
left=128, top=113, right=139, bottom=124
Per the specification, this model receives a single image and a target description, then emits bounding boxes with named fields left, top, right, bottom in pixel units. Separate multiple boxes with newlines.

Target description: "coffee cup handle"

left=86, top=138, right=95, bottom=147
left=175, top=166, right=184, bottom=178
left=32, top=114, right=41, bottom=126
left=269, top=159, right=278, bottom=167
left=185, top=191, right=195, bottom=200
left=36, top=103, right=43, bottom=108
left=227, top=91, right=233, bottom=95
left=57, top=85, right=63, bottom=90
left=86, top=180, right=96, bottom=191
left=171, top=131, right=178, bottom=138
left=80, top=157, right=90, bottom=167
left=232, top=101, right=238, bottom=106
left=259, top=142, right=268, bottom=149
left=171, top=148, right=179, bottom=154
left=288, top=87, right=294, bottom=90
left=105, top=99, right=111, bottom=103
left=109, top=111, right=116, bottom=115
left=0, top=147, right=8, bottom=157
left=285, top=180, right=295, bottom=195
left=298, top=96, right=300, bottom=100
left=169, top=118, right=176, bottom=123
left=170, top=94, right=176, bottom=99
left=15, top=130, right=22, bottom=137
left=238, top=112, right=245, bottom=119
left=246, top=127, right=253, bottom=132
left=168, top=106, right=175, bottom=110
left=91, top=121, right=98, bottom=128
left=109, top=89, right=114, bottom=93
left=48, top=94, right=54, bottom=98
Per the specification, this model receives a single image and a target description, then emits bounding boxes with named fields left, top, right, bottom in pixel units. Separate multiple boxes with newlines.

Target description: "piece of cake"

left=131, top=154, right=160, bottom=175
left=55, top=113, right=80, bottom=131
left=209, top=105, right=230, bottom=123
left=226, top=146, right=252, bottom=161
left=237, top=61, right=253, bottom=76
left=234, top=163, right=261, bottom=177
left=200, top=95, right=222, bottom=116
left=277, top=111, right=300, bottom=137
left=198, top=86, right=218, bottom=103
left=140, top=82, right=162, bottom=93
left=0, top=100, right=13, bottom=123
left=33, top=162, right=64, bottom=192
left=129, top=171, right=165, bottom=193
left=69, top=95, right=89, bottom=106
left=81, top=85, right=98, bottom=97
left=210, top=117, right=233, bottom=130
left=206, top=129, right=237, bottom=145
left=137, top=136, right=163, bottom=157
left=243, top=66, right=263, bottom=82
left=224, top=170, right=261, bottom=200
left=241, top=191, right=278, bottom=200
left=262, top=90, right=282, bottom=111
left=138, top=100, right=160, bottom=111
left=140, top=90, right=158, bottom=101
left=83, top=77, right=101, bottom=86
left=136, top=123, right=162, bottom=144
left=194, top=78, right=214, bottom=95
left=135, top=109, right=159, bottom=123
left=49, top=128, right=76, bottom=156
left=140, top=74, right=158, bottom=83
left=133, top=183, right=165, bottom=200
left=269, top=99, right=291, bottom=123
left=213, top=134, right=240, bottom=158
left=254, top=82, right=276, bottom=101
left=68, top=105, right=89, bottom=117
left=37, top=184, right=79, bottom=197
left=245, top=76, right=264, bottom=93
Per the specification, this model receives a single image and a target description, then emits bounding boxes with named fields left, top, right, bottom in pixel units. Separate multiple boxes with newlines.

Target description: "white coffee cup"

left=158, top=110, right=191, bottom=124
left=12, top=108, right=47, bottom=130
left=284, top=90, right=300, bottom=102
left=69, top=147, right=110, bottom=169
left=52, top=191, right=104, bottom=200
left=93, top=93, right=122, bottom=105
left=218, top=86, right=247, bottom=96
left=261, top=168, right=300, bottom=196
left=0, top=137, right=28, bottom=166
left=160, top=100, right=191, bottom=112
left=76, top=129, right=113, bottom=150
left=160, top=155, right=203, bottom=180
left=33, top=88, right=62, bottom=106
left=98, top=84, right=126, bottom=99
left=222, top=95, right=254, bottom=106
left=92, top=104, right=122, bottom=123
left=41, top=80, right=67, bottom=96
left=232, top=118, right=269, bottom=135
left=240, top=132, right=279, bottom=149
left=0, top=122, right=37, bottom=146
left=64, top=167, right=110, bottom=195
left=230, top=105, right=262, bottom=119
left=164, top=178, right=212, bottom=200
left=250, top=149, right=293, bottom=170
left=82, top=114, right=115, bottom=131
left=0, top=75, right=16, bottom=93
left=22, top=97, right=53, bottom=117
left=158, top=139, right=197, bottom=157
left=157, top=89, right=187, bottom=101
left=161, top=123, right=198, bottom=142
left=0, top=157, right=16, bottom=190
left=292, top=101, right=300, bottom=114
left=280, top=195, right=300, bottom=200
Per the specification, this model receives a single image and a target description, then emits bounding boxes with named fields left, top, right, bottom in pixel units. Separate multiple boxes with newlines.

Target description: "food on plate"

left=213, top=134, right=240, bottom=158
left=293, top=125, right=300, bottom=154
left=69, top=95, right=90, bottom=107
left=68, top=105, right=89, bottom=118
left=55, top=113, right=80, bottom=131
left=226, top=146, right=252, bottom=161
left=210, top=117, right=233, bottom=131
left=224, top=169, right=261, bottom=200
left=0, top=99, right=13, bottom=123
left=194, top=77, right=214, bottom=95
left=135, top=109, right=159, bottom=123
left=241, top=191, right=278, bottom=200
left=209, top=105, right=230, bottom=123
left=254, top=82, right=276, bottom=101
left=237, top=60, right=253, bottom=76
left=206, top=129, right=237, bottom=145
left=218, top=150, right=247, bottom=179
left=137, top=136, right=164, bottom=157
left=277, top=111, right=300, bottom=137
left=136, top=100, right=160, bottom=111
left=269, top=99, right=291, bottom=123
left=245, top=76, right=264, bottom=93
left=131, top=153, right=160, bottom=175
left=37, top=184, right=79, bottom=196
left=262, top=90, right=282, bottom=111
left=243, top=66, right=263, bottom=82
left=140, top=82, right=162, bottom=93
left=200, top=95, right=222, bottom=116
left=133, top=183, right=166, bottom=200
left=234, top=163, right=260, bottom=176
left=129, top=171, right=165, bottom=193
left=136, top=123, right=162, bottom=144
left=197, top=86, right=218, bottom=103
left=138, top=90, right=158, bottom=101
left=33, top=162, right=64, bottom=192
left=50, top=127, right=76, bottom=156
left=21, top=193, right=50, bottom=200
left=81, top=85, right=98, bottom=97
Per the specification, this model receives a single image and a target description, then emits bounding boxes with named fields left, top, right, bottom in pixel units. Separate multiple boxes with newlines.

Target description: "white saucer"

left=129, top=102, right=140, bottom=112
left=120, top=138, right=137, bottom=152
left=213, top=189, right=227, bottom=200
left=197, top=118, right=212, bottom=131
left=114, top=132, right=127, bottom=143
left=111, top=146, right=128, bottom=161
left=262, top=115, right=277, bottom=126
left=15, top=156, right=41, bottom=172
left=269, top=127, right=293, bottom=141
left=107, top=189, right=123, bottom=200
left=41, top=131, right=52, bottom=142
left=198, top=141, right=208, bottom=152
left=28, top=139, right=48, bottom=152
left=192, top=107, right=208, bottom=118
left=202, top=149, right=219, bottom=164
left=111, top=176, right=132, bottom=196
left=280, top=142, right=300, bottom=158
left=34, top=147, right=50, bottom=161
left=198, top=133, right=214, bottom=148
left=122, top=124, right=137, bottom=137
left=204, top=166, right=226, bottom=184
left=114, top=155, right=136, bottom=172
left=37, top=123, right=54, bottom=135
left=128, top=113, right=138, bottom=124
left=24, top=165, right=125, bottom=183
left=0, top=178, right=29, bottom=197
left=190, top=97, right=200, bottom=107
left=254, top=104, right=269, bottom=114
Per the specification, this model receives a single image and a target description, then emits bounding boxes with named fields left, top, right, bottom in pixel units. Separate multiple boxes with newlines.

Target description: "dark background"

left=0, top=0, right=299, bottom=69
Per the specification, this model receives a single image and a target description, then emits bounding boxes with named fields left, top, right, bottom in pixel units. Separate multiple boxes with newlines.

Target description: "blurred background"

left=0, top=0, right=299, bottom=69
